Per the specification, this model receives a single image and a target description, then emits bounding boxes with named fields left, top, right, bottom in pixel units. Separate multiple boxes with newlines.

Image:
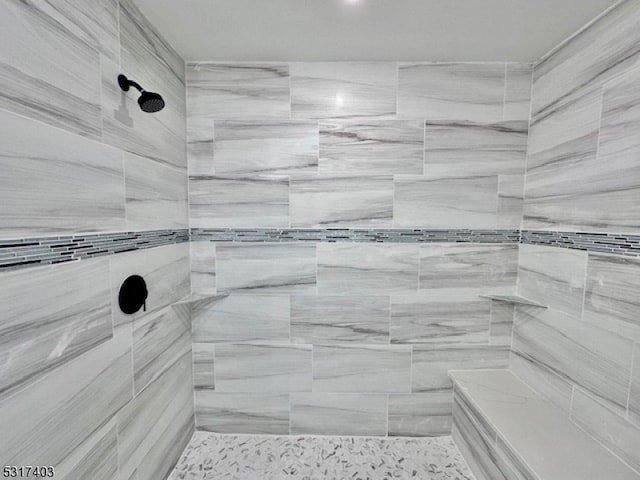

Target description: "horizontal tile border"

left=2, top=228, right=639, bottom=272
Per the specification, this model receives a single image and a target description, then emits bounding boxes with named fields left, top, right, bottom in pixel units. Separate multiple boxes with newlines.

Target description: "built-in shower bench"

left=449, top=369, right=640, bottom=480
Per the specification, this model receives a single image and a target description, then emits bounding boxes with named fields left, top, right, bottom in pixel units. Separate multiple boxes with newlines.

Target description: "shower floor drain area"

left=169, top=431, right=475, bottom=480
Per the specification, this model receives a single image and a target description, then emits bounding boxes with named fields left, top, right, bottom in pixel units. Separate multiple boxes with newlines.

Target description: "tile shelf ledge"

left=479, top=294, right=547, bottom=308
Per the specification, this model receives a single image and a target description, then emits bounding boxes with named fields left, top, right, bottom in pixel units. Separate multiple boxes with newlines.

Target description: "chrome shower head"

left=117, top=74, right=165, bottom=113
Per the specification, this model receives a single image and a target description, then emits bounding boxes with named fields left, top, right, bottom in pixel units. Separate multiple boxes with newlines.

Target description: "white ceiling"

left=132, top=0, right=620, bottom=63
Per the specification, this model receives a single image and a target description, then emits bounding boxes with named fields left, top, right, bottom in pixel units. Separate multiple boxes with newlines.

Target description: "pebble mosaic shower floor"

left=169, top=432, right=475, bottom=480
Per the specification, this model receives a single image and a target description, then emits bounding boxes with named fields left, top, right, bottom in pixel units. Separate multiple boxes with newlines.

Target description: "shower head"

left=117, top=74, right=165, bottom=113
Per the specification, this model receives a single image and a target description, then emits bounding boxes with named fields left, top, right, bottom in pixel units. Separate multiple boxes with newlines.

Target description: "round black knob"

left=118, top=275, right=148, bottom=314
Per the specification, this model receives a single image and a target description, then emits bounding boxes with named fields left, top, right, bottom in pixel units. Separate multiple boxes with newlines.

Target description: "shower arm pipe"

left=118, top=75, right=146, bottom=93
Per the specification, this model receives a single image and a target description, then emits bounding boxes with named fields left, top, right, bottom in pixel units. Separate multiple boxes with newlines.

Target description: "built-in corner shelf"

left=479, top=294, right=547, bottom=308
left=171, top=293, right=219, bottom=317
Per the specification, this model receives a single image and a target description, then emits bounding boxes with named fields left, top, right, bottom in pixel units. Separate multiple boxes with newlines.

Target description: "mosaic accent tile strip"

left=0, top=229, right=189, bottom=270
left=521, top=230, right=640, bottom=257
left=190, top=228, right=521, bottom=244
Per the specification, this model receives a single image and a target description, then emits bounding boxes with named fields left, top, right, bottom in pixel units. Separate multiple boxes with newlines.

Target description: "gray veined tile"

left=0, top=109, right=125, bottom=238
left=317, top=243, right=419, bottom=295
left=190, top=242, right=216, bottom=295
left=388, top=393, right=453, bottom=437
left=193, top=343, right=215, bottom=390
left=187, top=62, right=290, bottom=120
left=0, top=329, right=132, bottom=468
left=215, top=344, right=312, bottom=393
left=189, top=175, right=289, bottom=228
left=411, top=345, right=509, bottom=393
left=504, top=64, right=533, bottom=122
left=398, top=63, right=506, bottom=122
left=187, top=117, right=215, bottom=176
left=0, top=0, right=102, bottom=137
left=390, top=294, right=490, bottom=344
left=631, top=345, right=640, bottom=428
left=290, top=295, right=390, bottom=344
left=195, top=392, right=290, bottom=434
left=584, top=254, right=640, bottom=342
left=290, top=175, right=393, bottom=228
left=290, top=393, right=387, bottom=436
left=393, top=175, right=500, bottom=229
left=319, top=120, right=424, bottom=175
left=124, top=152, right=188, bottom=230
left=0, top=258, right=112, bottom=400
left=192, top=295, right=289, bottom=343
left=313, top=344, right=412, bottom=393
left=290, top=62, right=397, bottom=119
left=216, top=243, right=316, bottom=295
left=489, top=302, right=514, bottom=347
left=213, top=120, right=319, bottom=176
left=132, top=305, right=191, bottom=395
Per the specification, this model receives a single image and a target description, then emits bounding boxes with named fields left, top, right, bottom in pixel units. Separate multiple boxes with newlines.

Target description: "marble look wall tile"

left=132, top=306, right=191, bottom=395
left=290, top=393, right=387, bottom=436
left=532, top=0, right=640, bottom=120
left=319, top=120, right=424, bottom=175
left=412, top=346, right=509, bottom=393
left=631, top=345, right=640, bottom=427
left=188, top=117, right=215, bottom=176
left=398, top=63, right=506, bottom=122
left=193, top=343, right=215, bottom=390
left=101, top=55, right=186, bottom=169
left=193, top=295, right=290, bottom=343
left=214, top=120, right=319, bottom=176
left=419, top=244, right=518, bottom=293
left=0, top=330, right=132, bottom=468
left=290, top=62, right=397, bottom=119
left=584, top=254, right=640, bottom=342
left=195, top=392, right=290, bottom=434
left=189, top=175, right=289, bottom=228
left=393, top=175, right=501, bottom=229
left=216, top=244, right=316, bottom=294
left=0, top=109, right=125, bottom=238
left=512, top=308, right=634, bottom=416
left=489, top=302, right=514, bottom=346
left=215, top=344, right=311, bottom=392
left=109, top=243, right=190, bottom=326
left=504, top=64, right=533, bottom=121
left=0, top=0, right=102, bottom=137
left=390, top=295, right=490, bottom=344
left=187, top=63, right=290, bottom=120
left=388, top=393, right=453, bottom=437
left=517, top=244, right=587, bottom=318
left=190, top=242, right=216, bottom=295
left=493, top=436, right=537, bottom=480
left=317, top=243, right=419, bottom=295
left=290, top=176, right=393, bottom=227
left=0, top=258, right=112, bottom=399
left=313, top=344, right=411, bottom=393
left=570, top=387, right=640, bottom=473
left=117, top=352, right=194, bottom=480
left=125, top=153, right=188, bottom=230
left=290, top=295, right=389, bottom=344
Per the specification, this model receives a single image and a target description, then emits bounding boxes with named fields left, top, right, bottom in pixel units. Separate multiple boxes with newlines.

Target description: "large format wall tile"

left=388, top=393, right=453, bottom=437
left=213, top=120, right=318, bottom=175
left=187, top=63, right=290, bottom=120
left=0, top=109, right=125, bottom=238
left=124, top=152, right=188, bottom=230
left=290, top=393, right=387, bottom=436
left=189, top=175, right=289, bottom=228
left=584, top=254, right=640, bottom=342
left=504, top=64, right=533, bottom=121
left=195, top=392, right=290, bottom=434
left=0, top=259, right=112, bottom=399
left=0, top=0, right=102, bottom=138
left=290, top=175, right=393, bottom=227
left=398, top=63, right=506, bottom=121
left=193, top=343, right=215, bottom=390
left=317, top=243, right=419, bottom=295
left=215, top=344, right=312, bottom=392
left=0, top=330, right=132, bottom=468
left=631, top=347, right=640, bottom=427
left=290, top=62, right=397, bottom=119
left=390, top=294, right=490, bottom=344
left=313, top=345, right=411, bottom=393
left=193, top=295, right=290, bottom=343
left=216, top=244, right=316, bottom=294
left=290, top=295, right=390, bottom=344
left=319, top=120, right=424, bottom=175
left=190, top=242, right=216, bottom=295
left=393, top=175, right=500, bottom=228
